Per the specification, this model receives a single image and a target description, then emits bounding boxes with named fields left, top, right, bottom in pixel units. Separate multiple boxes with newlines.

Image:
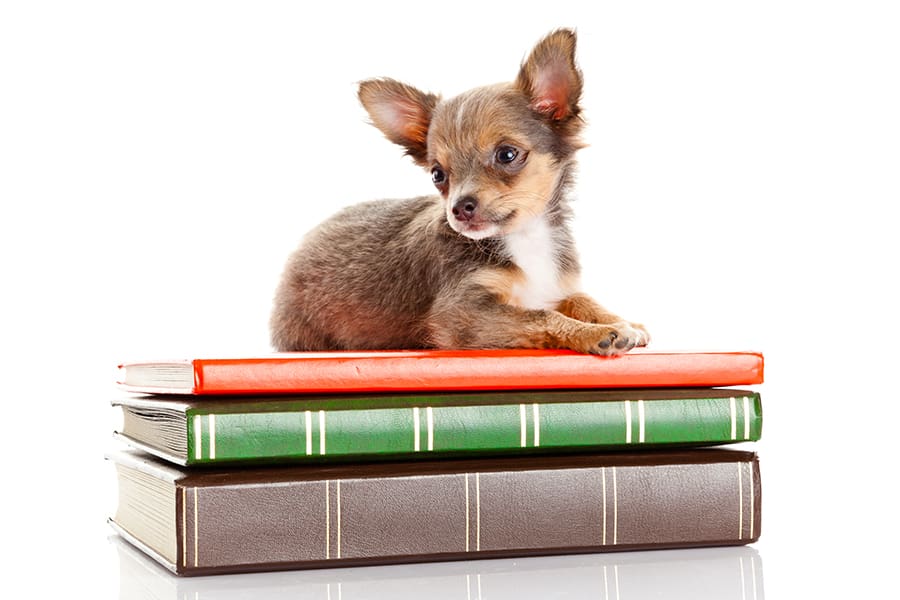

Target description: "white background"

left=2, top=1, right=898, bottom=597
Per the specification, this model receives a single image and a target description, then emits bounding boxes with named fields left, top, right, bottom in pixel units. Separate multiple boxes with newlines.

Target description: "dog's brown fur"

left=271, top=29, right=649, bottom=355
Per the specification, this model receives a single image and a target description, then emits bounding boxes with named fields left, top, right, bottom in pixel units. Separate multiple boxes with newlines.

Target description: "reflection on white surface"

left=112, top=535, right=763, bottom=600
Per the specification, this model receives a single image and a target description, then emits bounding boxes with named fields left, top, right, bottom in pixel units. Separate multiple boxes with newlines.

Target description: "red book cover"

left=117, top=348, right=764, bottom=395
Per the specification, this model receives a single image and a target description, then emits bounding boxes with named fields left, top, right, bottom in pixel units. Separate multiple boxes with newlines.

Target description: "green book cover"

left=113, top=388, right=762, bottom=465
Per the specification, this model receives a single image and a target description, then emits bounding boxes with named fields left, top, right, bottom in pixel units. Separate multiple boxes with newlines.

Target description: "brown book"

left=109, top=448, right=761, bottom=576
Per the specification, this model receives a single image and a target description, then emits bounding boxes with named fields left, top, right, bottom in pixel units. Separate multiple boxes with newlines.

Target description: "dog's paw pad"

left=571, top=322, right=650, bottom=356
left=626, top=322, right=651, bottom=347
left=585, top=329, right=622, bottom=356
left=590, top=323, right=649, bottom=356
left=597, top=332, right=615, bottom=350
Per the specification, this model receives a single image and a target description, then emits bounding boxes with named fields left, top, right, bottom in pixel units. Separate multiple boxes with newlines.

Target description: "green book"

left=113, top=389, right=762, bottom=466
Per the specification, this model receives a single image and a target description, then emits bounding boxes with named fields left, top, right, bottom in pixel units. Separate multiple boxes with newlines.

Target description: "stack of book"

left=108, top=348, right=764, bottom=576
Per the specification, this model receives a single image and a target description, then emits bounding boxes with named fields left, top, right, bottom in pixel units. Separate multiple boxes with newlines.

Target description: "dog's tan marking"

left=557, top=292, right=621, bottom=324
left=471, top=267, right=525, bottom=305
left=496, top=152, right=557, bottom=221
left=556, top=292, right=651, bottom=348
left=511, top=152, right=557, bottom=193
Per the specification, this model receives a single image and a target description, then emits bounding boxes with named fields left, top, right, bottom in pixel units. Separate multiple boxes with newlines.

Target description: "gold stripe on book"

left=532, top=403, right=540, bottom=447
left=413, top=407, right=421, bottom=452
left=601, top=468, right=607, bottom=545
left=325, top=481, right=330, bottom=559
left=181, top=487, right=186, bottom=567
left=193, top=487, right=198, bottom=567
left=209, top=414, right=216, bottom=460
left=427, top=406, right=434, bottom=451
left=305, top=411, right=313, bottom=456
left=749, top=462, right=755, bottom=538
left=476, top=473, right=481, bottom=551
left=336, top=481, right=342, bottom=559
left=601, top=466, right=620, bottom=545
left=319, top=410, right=326, bottom=455
left=737, top=462, right=744, bottom=539
left=194, top=415, right=202, bottom=461
left=612, top=467, right=618, bottom=545
left=464, top=474, right=470, bottom=552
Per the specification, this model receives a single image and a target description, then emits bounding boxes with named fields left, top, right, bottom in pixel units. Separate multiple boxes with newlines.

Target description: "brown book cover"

left=109, top=448, right=761, bottom=576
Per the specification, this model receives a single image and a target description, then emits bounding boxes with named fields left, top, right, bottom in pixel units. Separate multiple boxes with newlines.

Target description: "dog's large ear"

left=358, top=78, right=440, bottom=166
left=516, top=29, right=583, bottom=121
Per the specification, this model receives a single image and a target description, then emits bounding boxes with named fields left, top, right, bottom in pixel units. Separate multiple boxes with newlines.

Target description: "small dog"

left=271, top=29, right=649, bottom=356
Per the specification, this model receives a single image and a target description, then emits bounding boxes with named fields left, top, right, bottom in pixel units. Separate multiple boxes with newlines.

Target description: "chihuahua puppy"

left=271, top=29, right=649, bottom=355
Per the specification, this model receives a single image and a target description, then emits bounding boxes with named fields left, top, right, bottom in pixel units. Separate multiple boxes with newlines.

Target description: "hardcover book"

left=109, top=447, right=761, bottom=576
left=116, top=349, right=764, bottom=395
left=113, top=388, right=762, bottom=466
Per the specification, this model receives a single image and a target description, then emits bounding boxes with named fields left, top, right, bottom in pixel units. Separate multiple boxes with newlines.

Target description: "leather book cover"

left=116, top=348, right=764, bottom=395
left=113, top=388, right=763, bottom=465
left=109, top=448, right=762, bottom=576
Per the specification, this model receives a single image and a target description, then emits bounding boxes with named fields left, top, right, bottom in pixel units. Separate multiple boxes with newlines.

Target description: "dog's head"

left=359, top=29, right=585, bottom=240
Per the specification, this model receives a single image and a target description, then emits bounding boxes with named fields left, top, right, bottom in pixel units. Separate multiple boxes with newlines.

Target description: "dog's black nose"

left=451, top=196, right=478, bottom=221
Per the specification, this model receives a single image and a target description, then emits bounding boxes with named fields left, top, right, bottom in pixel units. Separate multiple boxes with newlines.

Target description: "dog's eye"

left=431, top=166, right=447, bottom=185
left=495, top=146, right=519, bottom=164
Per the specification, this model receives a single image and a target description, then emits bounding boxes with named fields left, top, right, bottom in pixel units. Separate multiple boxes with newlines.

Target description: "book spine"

left=175, top=455, right=761, bottom=574
left=185, top=394, right=762, bottom=464
left=194, top=351, right=764, bottom=393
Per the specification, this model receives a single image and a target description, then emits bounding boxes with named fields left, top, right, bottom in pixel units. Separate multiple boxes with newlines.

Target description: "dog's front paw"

left=571, top=322, right=650, bottom=356
left=621, top=321, right=650, bottom=348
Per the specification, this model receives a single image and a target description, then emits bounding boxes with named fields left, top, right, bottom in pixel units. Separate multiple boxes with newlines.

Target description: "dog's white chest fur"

left=503, top=217, right=565, bottom=310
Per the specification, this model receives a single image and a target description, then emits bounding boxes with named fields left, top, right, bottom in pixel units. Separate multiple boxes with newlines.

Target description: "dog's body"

left=271, top=30, right=649, bottom=356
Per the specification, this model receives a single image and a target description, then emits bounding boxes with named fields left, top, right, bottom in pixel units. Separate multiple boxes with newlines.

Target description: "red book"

left=117, top=348, right=763, bottom=395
